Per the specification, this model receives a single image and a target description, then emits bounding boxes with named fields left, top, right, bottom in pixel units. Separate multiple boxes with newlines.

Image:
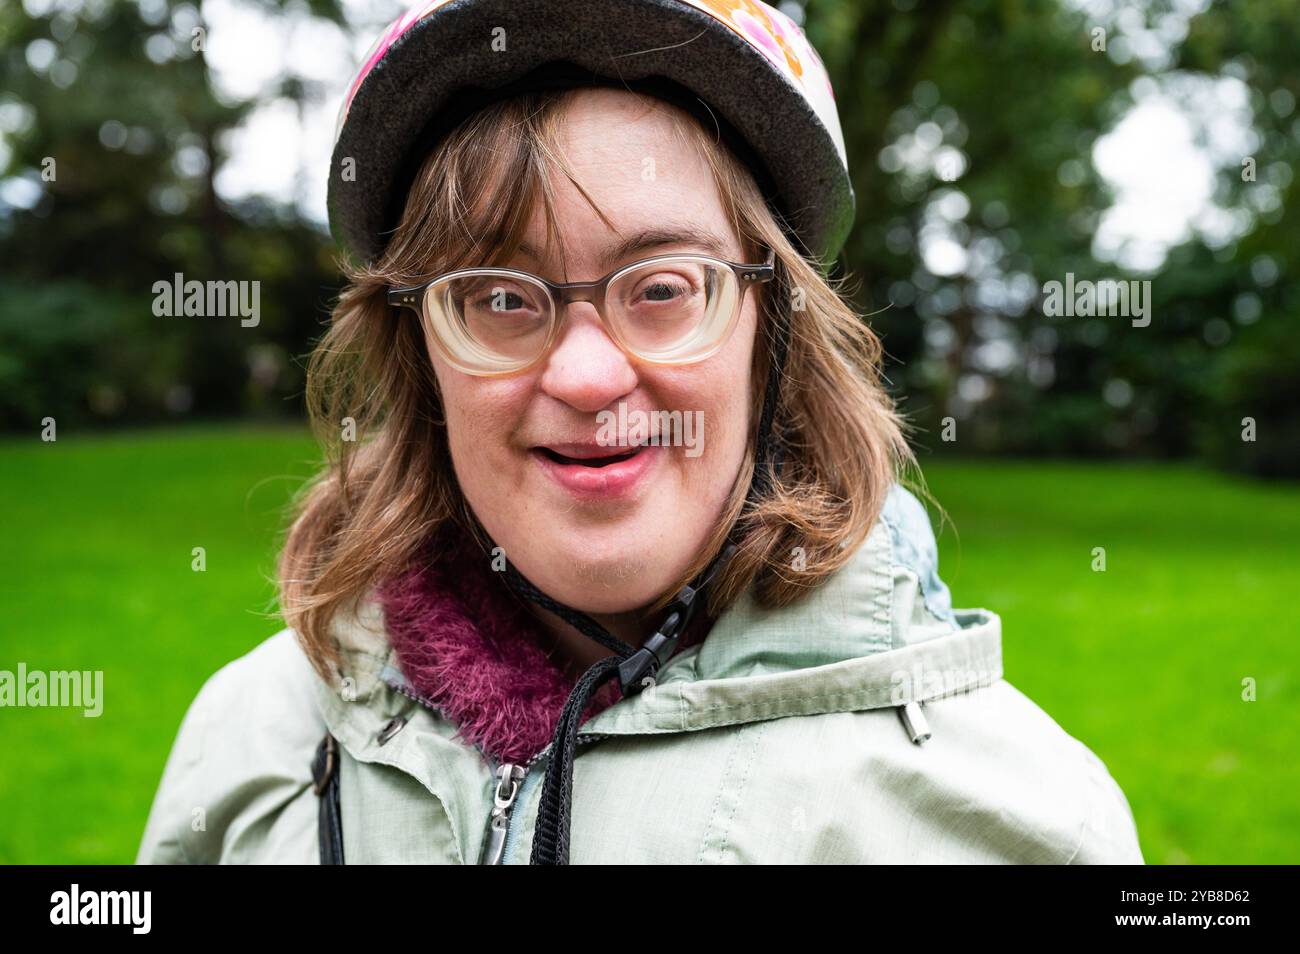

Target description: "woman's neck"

left=529, top=598, right=715, bottom=684
left=530, top=605, right=653, bottom=681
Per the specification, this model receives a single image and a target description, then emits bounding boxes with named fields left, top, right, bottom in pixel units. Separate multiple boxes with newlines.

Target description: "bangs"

left=416, top=90, right=605, bottom=279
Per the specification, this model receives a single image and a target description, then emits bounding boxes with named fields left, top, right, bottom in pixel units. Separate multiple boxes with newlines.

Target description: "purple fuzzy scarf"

left=381, top=524, right=713, bottom=765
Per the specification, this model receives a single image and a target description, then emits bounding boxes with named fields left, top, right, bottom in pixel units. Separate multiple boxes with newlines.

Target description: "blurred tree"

left=0, top=0, right=346, bottom=429
left=801, top=0, right=1297, bottom=476
left=0, top=0, right=1295, bottom=476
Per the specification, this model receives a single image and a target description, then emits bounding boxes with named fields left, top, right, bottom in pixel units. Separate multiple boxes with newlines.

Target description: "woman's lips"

left=530, top=443, right=662, bottom=499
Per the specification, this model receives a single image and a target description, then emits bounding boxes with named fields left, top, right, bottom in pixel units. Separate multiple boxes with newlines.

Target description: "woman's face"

left=427, top=88, right=760, bottom=621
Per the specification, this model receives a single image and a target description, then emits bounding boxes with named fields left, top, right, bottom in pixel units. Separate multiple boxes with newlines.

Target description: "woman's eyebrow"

left=516, top=227, right=734, bottom=271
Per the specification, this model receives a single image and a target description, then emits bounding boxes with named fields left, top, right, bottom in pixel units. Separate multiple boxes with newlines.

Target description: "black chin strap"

left=496, top=298, right=790, bottom=865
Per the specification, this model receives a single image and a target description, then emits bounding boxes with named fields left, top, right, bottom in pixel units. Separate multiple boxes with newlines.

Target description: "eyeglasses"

left=387, top=248, right=776, bottom=376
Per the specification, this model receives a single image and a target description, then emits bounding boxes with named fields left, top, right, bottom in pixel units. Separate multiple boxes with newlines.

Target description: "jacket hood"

left=316, top=483, right=1002, bottom=765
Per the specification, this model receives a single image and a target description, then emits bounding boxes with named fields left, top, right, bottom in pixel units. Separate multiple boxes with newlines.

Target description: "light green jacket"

left=136, top=487, right=1143, bottom=864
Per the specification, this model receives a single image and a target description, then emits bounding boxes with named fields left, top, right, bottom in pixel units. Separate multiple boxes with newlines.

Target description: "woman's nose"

left=537, top=302, right=638, bottom=413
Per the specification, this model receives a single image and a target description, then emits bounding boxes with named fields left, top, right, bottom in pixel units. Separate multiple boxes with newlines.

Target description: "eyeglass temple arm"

left=388, top=285, right=425, bottom=309
left=738, top=249, right=777, bottom=285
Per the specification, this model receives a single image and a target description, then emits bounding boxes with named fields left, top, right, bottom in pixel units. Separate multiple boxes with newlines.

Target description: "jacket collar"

left=371, top=525, right=627, bottom=765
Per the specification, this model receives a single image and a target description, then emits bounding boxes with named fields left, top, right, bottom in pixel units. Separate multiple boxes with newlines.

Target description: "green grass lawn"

left=0, top=425, right=322, bottom=864
left=1, top=427, right=1295, bottom=863
left=919, top=458, right=1299, bottom=865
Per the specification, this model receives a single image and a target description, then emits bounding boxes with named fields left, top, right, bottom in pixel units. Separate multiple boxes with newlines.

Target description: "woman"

left=137, top=0, right=1143, bottom=864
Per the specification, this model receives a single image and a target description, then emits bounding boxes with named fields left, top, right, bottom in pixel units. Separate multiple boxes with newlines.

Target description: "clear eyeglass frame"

left=387, top=247, right=777, bottom=376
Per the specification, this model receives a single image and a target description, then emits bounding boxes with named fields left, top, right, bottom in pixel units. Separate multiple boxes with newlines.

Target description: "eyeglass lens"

left=428, top=256, right=740, bottom=369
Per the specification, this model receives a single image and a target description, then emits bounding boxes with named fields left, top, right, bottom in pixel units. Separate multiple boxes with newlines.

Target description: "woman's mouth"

left=530, top=442, right=662, bottom=499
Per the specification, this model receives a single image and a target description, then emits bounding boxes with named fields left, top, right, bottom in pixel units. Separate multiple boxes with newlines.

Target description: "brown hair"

left=279, top=87, right=917, bottom=679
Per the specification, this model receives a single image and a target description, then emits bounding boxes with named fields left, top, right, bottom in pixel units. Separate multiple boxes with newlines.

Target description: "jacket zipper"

left=382, top=675, right=611, bottom=864
left=489, top=732, right=611, bottom=865
left=481, top=762, right=526, bottom=864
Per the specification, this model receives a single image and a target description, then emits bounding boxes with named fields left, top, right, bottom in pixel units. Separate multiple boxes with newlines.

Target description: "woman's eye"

left=467, top=286, right=538, bottom=315
left=484, top=290, right=525, bottom=311
left=633, top=275, right=695, bottom=305
left=641, top=282, right=680, bottom=302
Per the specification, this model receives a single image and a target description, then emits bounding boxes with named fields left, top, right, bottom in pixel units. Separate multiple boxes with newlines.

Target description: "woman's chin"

left=518, top=544, right=676, bottom=617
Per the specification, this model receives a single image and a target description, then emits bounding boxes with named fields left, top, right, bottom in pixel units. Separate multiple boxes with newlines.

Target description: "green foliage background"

left=1, top=0, right=1296, bottom=473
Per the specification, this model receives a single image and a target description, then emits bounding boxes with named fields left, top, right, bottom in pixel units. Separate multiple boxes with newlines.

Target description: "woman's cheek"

left=708, top=394, right=747, bottom=499
left=662, top=387, right=736, bottom=515
left=443, top=380, right=528, bottom=493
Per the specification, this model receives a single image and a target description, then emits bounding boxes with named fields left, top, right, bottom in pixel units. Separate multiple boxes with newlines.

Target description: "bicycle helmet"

left=328, top=0, right=854, bottom=265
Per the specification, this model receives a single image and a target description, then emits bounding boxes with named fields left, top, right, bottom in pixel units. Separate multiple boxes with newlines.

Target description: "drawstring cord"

left=497, top=287, right=792, bottom=865
left=503, top=544, right=735, bottom=865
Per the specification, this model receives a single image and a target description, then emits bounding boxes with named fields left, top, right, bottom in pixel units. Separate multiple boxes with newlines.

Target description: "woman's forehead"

left=510, top=225, right=741, bottom=271
left=503, top=180, right=742, bottom=274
